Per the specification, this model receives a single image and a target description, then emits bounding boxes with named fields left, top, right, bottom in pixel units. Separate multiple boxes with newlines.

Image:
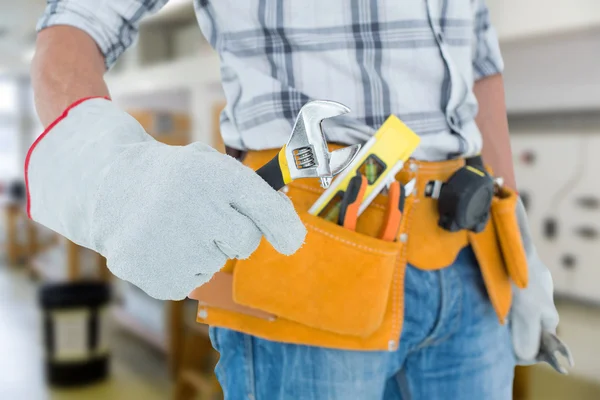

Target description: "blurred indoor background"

left=1, top=0, right=599, bottom=399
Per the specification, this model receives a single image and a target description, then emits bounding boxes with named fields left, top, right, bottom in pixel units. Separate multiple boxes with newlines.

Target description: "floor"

left=0, top=264, right=172, bottom=400
left=523, top=298, right=600, bottom=400
left=1, top=256, right=600, bottom=400
left=529, top=366, right=600, bottom=400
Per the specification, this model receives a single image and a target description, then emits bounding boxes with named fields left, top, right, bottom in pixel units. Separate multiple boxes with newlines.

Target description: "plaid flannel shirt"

left=38, top=0, right=504, bottom=161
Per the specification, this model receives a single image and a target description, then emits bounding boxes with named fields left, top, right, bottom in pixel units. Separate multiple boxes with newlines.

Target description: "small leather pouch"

left=233, top=183, right=402, bottom=338
left=491, top=186, right=529, bottom=289
left=404, top=194, right=469, bottom=270
left=468, top=215, right=513, bottom=323
left=396, top=160, right=470, bottom=270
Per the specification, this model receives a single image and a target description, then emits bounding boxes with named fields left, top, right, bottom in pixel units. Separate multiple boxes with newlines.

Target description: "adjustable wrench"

left=256, top=100, right=361, bottom=190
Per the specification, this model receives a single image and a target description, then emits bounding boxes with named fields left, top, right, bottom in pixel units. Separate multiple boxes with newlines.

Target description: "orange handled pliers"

left=380, top=179, right=416, bottom=241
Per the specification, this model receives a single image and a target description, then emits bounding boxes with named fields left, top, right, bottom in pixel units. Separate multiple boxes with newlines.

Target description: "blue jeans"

left=209, top=247, right=516, bottom=400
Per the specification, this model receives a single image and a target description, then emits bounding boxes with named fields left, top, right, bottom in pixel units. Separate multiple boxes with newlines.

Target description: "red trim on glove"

left=24, top=96, right=111, bottom=218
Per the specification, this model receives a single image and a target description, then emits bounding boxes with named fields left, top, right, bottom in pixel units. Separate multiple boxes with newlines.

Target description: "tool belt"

left=189, top=147, right=528, bottom=351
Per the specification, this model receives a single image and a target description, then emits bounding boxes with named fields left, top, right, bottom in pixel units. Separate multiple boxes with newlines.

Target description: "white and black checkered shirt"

left=38, top=0, right=503, bottom=161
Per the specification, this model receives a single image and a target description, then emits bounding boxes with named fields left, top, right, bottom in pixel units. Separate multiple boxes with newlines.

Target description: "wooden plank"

left=97, top=253, right=111, bottom=282
left=168, top=300, right=185, bottom=378
left=66, top=240, right=80, bottom=281
left=5, top=205, right=23, bottom=265
left=514, top=366, right=532, bottom=399
left=26, top=218, right=39, bottom=255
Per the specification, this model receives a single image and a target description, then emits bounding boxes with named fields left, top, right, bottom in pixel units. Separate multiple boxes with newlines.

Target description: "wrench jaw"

left=329, top=145, right=362, bottom=177
left=284, top=100, right=355, bottom=188
left=536, top=331, right=574, bottom=375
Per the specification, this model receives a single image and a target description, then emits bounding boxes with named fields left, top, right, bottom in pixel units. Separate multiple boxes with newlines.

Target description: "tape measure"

left=435, top=157, right=495, bottom=233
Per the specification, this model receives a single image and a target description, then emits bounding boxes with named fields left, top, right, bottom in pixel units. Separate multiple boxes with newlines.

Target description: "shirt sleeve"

left=472, top=0, right=504, bottom=80
left=37, top=0, right=170, bottom=69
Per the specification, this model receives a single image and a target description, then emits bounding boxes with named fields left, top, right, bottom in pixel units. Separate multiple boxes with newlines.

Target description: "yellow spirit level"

left=308, top=115, right=420, bottom=217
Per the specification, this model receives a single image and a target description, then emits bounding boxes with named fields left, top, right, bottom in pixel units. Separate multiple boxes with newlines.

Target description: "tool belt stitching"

left=366, top=203, right=386, bottom=211
left=391, top=235, right=406, bottom=343
left=400, top=186, right=418, bottom=243
left=389, top=179, right=415, bottom=344
left=289, top=183, right=324, bottom=195
left=305, top=223, right=399, bottom=255
left=408, top=197, right=421, bottom=206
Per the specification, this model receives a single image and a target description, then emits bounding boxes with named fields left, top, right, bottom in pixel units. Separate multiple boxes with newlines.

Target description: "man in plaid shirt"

left=29, top=1, right=564, bottom=399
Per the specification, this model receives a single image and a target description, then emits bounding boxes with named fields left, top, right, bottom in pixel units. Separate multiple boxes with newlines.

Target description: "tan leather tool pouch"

left=232, top=179, right=403, bottom=338
left=396, top=160, right=469, bottom=271
left=192, top=154, right=519, bottom=343
left=490, top=186, right=529, bottom=289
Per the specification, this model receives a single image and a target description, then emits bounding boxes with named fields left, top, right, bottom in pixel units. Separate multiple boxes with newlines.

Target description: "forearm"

left=31, top=26, right=110, bottom=127
left=473, top=73, right=517, bottom=191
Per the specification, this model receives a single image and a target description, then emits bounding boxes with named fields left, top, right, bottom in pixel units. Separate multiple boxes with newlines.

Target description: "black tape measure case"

left=436, top=157, right=495, bottom=233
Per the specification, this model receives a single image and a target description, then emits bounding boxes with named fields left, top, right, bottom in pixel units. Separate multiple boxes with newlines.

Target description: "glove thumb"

left=512, top=310, right=543, bottom=362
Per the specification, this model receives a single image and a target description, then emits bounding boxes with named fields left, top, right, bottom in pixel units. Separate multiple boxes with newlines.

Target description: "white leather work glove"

left=26, top=97, right=306, bottom=300
left=510, top=197, right=565, bottom=364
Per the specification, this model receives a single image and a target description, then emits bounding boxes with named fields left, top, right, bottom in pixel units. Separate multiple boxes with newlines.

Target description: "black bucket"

left=39, top=281, right=111, bottom=387
left=8, top=180, right=26, bottom=203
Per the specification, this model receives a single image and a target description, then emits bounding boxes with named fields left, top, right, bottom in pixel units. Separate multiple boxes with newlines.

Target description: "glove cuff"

left=25, top=96, right=155, bottom=250
left=25, top=96, right=110, bottom=218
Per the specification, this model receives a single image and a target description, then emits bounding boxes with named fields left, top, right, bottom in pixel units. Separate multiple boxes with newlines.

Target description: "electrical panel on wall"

left=512, top=132, right=600, bottom=304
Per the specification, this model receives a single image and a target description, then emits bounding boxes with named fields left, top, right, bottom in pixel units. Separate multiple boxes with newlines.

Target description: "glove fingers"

left=214, top=241, right=240, bottom=259
left=107, top=259, right=195, bottom=301
left=232, top=189, right=306, bottom=256
left=213, top=207, right=263, bottom=259
left=211, top=153, right=306, bottom=255
left=107, top=237, right=227, bottom=300
left=215, top=237, right=260, bottom=260
left=144, top=255, right=226, bottom=300
left=512, top=311, right=543, bottom=361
